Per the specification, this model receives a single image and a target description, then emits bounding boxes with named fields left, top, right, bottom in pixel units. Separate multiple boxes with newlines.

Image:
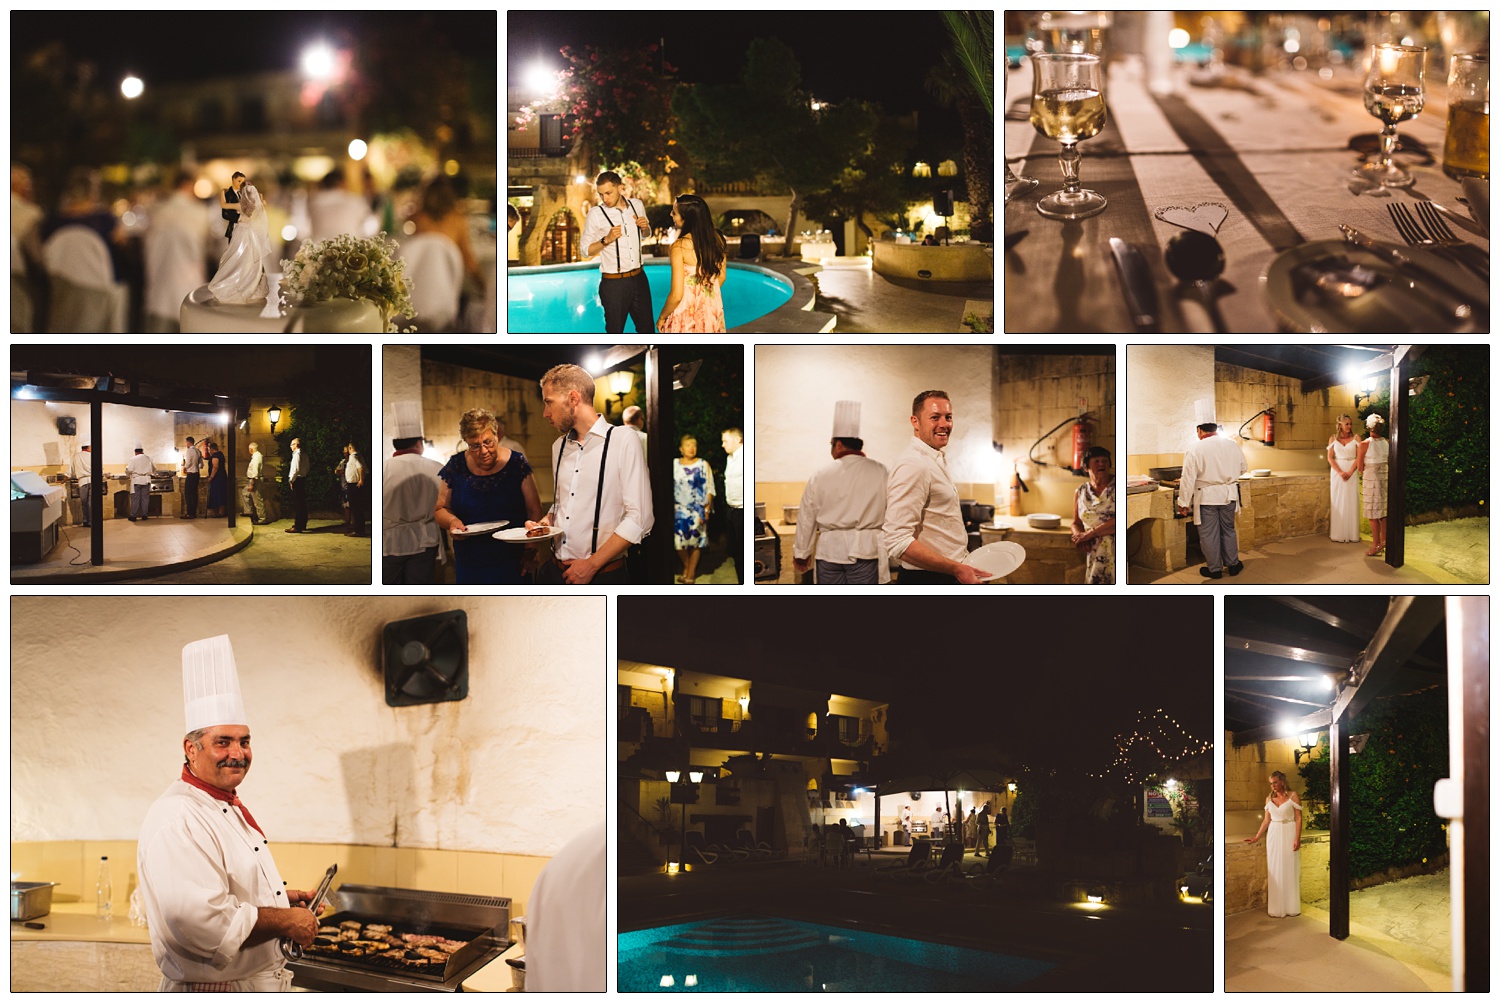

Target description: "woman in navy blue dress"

left=434, top=408, right=542, bottom=584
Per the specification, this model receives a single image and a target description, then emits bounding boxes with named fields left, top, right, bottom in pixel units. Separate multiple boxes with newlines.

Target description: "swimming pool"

left=618, top=915, right=1055, bottom=992
left=506, top=261, right=794, bottom=333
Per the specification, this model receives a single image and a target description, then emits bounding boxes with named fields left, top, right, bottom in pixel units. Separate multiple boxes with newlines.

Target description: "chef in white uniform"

left=793, top=401, right=891, bottom=585
left=125, top=441, right=157, bottom=522
left=383, top=400, right=444, bottom=585
left=525, top=821, right=606, bottom=992
left=137, top=634, right=319, bottom=991
left=1177, top=398, right=1248, bottom=579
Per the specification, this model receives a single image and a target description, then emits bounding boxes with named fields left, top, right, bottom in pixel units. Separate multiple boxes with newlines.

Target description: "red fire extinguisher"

left=1262, top=409, right=1275, bottom=446
left=1072, top=413, right=1093, bottom=471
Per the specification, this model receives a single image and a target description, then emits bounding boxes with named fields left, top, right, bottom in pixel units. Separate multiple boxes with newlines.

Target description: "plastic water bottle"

left=96, top=856, right=112, bottom=921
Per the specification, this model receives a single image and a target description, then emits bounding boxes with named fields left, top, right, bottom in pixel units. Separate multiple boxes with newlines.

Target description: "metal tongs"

left=280, top=863, right=338, bottom=961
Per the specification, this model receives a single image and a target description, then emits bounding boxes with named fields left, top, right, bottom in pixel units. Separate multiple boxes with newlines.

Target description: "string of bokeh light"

left=1089, top=708, right=1213, bottom=783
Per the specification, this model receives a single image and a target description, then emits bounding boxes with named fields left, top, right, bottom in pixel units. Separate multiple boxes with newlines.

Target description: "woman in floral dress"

left=1071, top=445, right=1116, bottom=584
left=672, top=434, right=715, bottom=584
left=657, top=194, right=727, bottom=333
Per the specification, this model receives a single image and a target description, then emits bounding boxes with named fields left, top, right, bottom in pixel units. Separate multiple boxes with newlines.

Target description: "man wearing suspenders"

left=581, top=171, right=655, bottom=334
left=529, top=364, right=653, bottom=585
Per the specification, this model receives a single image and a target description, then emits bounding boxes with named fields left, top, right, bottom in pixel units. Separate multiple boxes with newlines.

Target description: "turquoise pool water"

left=506, top=262, right=793, bottom=333
left=618, top=915, right=1055, bottom=992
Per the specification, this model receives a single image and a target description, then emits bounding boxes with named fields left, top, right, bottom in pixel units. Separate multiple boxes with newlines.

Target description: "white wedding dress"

left=1329, top=437, right=1360, bottom=542
left=207, top=184, right=271, bottom=305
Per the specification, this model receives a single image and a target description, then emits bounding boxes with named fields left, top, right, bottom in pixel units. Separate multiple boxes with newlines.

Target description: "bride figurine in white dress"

left=207, top=182, right=271, bottom=307
left=1327, top=413, right=1361, bottom=542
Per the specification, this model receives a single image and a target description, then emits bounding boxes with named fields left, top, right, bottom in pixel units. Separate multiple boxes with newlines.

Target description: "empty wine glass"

left=1358, top=43, right=1427, bottom=188
left=1029, top=53, right=1108, bottom=220
left=1004, top=64, right=1038, bottom=201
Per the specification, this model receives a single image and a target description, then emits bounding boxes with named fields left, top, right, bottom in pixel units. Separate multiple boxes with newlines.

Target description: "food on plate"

left=525, top=524, right=550, bottom=538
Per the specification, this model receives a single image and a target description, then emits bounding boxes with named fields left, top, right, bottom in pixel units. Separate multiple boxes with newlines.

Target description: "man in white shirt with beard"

left=883, top=390, right=987, bottom=585
left=794, top=401, right=889, bottom=584
left=1177, top=398, right=1248, bottom=579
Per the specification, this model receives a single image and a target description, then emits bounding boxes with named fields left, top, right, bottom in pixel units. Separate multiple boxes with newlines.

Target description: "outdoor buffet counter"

left=1005, top=60, right=1488, bottom=333
left=1127, top=471, right=1329, bottom=571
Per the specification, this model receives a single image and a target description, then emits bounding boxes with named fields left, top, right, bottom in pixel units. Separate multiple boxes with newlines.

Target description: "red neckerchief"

left=391, top=447, right=423, bottom=457
left=180, top=764, right=265, bottom=838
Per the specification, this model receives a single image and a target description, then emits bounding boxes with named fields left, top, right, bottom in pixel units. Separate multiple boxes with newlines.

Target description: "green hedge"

left=1298, top=687, right=1449, bottom=880
left=1358, top=345, right=1488, bottom=516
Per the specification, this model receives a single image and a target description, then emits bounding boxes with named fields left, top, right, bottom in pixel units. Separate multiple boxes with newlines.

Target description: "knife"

left=1108, top=238, right=1161, bottom=332
left=280, top=862, right=338, bottom=961
left=1336, top=225, right=1481, bottom=326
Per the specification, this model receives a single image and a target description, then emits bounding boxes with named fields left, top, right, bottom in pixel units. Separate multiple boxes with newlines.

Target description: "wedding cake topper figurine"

left=219, top=171, right=246, bottom=241
left=207, top=176, right=272, bottom=309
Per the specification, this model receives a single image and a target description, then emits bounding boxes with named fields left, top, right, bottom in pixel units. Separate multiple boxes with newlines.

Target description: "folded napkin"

left=1461, top=178, right=1489, bottom=236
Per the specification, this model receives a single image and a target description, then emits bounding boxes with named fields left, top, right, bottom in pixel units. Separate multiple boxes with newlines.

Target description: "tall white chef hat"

left=1193, top=398, right=1218, bottom=426
left=183, top=634, right=248, bottom=733
left=133, top=440, right=144, bottom=450
left=390, top=400, right=424, bottom=439
left=832, top=400, right=861, bottom=439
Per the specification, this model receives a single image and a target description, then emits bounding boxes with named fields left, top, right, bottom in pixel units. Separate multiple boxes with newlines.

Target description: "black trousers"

left=348, top=483, right=367, bottom=535
left=184, top=473, right=200, bottom=517
left=894, top=567, right=959, bottom=586
left=291, top=478, right=308, bottom=530
left=383, top=546, right=438, bottom=585
left=726, top=505, right=744, bottom=583
left=599, top=272, right=655, bottom=334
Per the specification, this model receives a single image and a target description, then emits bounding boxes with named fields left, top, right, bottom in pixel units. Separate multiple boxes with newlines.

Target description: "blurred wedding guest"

left=411, top=176, right=481, bottom=285
left=507, top=203, right=520, bottom=232
left=496, top=414, right=524, bottom=458
left=42, top=168, right=126, bottom=278
left=307, top=170, right=371, bottom=242
left=344, top=442, right=367, bottom=538
left=11, top=164, right=44, bottom=331
left=384, top=402, right=442, bottom=585
left=143, top=172, right=210, bottom=332
left=622, top=406, right=647, bottom=454
left=673, top=434, right=714, bottom=585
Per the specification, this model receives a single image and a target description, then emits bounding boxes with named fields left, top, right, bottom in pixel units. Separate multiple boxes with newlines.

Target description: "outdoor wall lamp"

left=1294, top=731, right=1320, bottom=764
left=268, top=407, right=283, bottom=436
left=606, top=370, right=634, bottom=417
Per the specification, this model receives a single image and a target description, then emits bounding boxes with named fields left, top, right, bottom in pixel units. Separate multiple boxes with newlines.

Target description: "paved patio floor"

left=812, top=267, right=992, bottom=333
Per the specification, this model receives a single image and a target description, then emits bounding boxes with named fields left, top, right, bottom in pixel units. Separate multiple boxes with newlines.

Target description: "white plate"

left=967, top=541, right=1026, bottom=582
left=1251, top=468, right=1273, bottom=477
left=1026, top=513, right=1063, bottom=529
left=1261, top=239, right=1488, bottom=333
left=450, top=520, right=509, bottom=538
left=980, top=520, right=1011, bottom=531
left=494, top=525, right=563, bottom=543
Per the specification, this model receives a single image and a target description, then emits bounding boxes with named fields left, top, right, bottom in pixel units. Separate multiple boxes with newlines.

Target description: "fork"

left=1387, top=203, right=1489, bottom=281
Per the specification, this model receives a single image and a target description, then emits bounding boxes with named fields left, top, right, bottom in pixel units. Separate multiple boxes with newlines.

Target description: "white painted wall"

left=1127, top=345, right=1215, bottom=455
left=12, top=596, right=606, bottom=858
left=11, top=401, right=178, bottom=469
left=756, top=346, right=999, bottom=483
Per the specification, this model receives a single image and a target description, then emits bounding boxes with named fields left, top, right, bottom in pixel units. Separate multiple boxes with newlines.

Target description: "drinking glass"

left=1003, top=66, right=1038, bottom=202
left=1443, top=53, right=1489, bottom=180
left=1029, top=53, right=1108, bottom=220
left=1357, top=43, right=1427, bottom=188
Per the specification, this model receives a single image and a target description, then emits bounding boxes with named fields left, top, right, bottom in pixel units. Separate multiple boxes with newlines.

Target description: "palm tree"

left=927, top=12, right=995, bottom=240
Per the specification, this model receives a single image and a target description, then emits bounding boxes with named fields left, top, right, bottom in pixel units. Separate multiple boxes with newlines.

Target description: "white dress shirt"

left=383, top=451, right=443, bottom=557
left=307, top=189, right=373, bottom=243
left=1177, top=433, right=1248, bottom=524
left=345, top=453, right=363, bottom=485
left=883, top=436, right=968, bottom=570
left=70, top=451, right=94, bottom=485
left=724, top=448, right=744, bottom=508
left=181, top=446, right=203, bottom=475
left=287, top=449, right=304, bottom=483
left=580, top=198, right=646, bottom=273
left=126, top=453, right=157, bottom=486
left=795, top=454, right=889, bottom=579
left=137, top=780, right=290, bottom=985
left=549, top=415, right=652, bottom=561
left=245, top=451, right=263, bottom=481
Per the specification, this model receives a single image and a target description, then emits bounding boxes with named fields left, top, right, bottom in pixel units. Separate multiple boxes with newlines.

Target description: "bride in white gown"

left=1327, top=413, right=1361, bottom=542
left=207, top=183, right=271, bottom=305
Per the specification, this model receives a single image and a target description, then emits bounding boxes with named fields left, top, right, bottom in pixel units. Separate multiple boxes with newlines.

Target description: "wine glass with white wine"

left=1357, top=43, right=1427, bottom=188
left=1029, top=53, right=1108, bottom=220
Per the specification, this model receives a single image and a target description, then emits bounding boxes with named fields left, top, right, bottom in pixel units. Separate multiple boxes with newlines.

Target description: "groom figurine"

left=581, top=171, right=654, bottom=334
left=219, top=172, right=246, bottom=241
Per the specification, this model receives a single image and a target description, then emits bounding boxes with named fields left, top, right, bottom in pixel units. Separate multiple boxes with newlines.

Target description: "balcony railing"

left=509, top=146, right=571, bottom=160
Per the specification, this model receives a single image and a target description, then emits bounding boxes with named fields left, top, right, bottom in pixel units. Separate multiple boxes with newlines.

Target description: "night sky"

left=11, top=12, right=496, bottom=84
left=620, top=596, right=1213, bottom=775
left=507, top=11, right=965, bottom=153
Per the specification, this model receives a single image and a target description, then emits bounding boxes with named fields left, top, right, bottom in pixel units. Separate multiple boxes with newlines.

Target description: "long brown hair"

left=675, top=194, right=725, bottom=285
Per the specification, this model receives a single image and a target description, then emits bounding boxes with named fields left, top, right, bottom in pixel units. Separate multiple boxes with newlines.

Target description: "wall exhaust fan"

left=383, top=610, right=469, bottom=707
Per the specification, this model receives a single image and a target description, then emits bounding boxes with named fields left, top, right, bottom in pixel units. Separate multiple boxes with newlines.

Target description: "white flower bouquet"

left=280, top=233, right=415, bottom=333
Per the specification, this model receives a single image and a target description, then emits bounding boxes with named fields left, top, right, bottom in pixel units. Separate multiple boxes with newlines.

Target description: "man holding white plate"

left=883, top=390, right=988, bottom=586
